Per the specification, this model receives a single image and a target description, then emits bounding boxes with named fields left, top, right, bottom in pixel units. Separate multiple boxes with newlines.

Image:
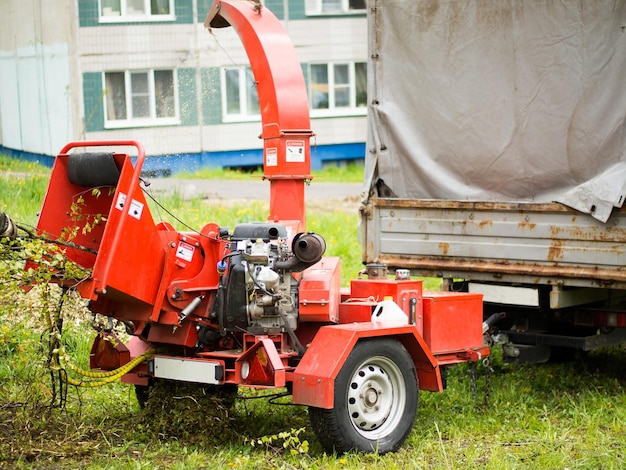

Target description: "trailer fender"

left=292, top=323, right=442, bottom=409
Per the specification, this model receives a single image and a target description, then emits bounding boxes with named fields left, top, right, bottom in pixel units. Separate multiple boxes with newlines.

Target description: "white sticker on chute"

left=128, top=199, right=144, bottom=220
left=286, top=140, right=305, bottom=162
left=115, top=193, right=126, bottom=211
left=115, top=192, right=142, bottom=220
left=266, top=147, right=278, bottom=167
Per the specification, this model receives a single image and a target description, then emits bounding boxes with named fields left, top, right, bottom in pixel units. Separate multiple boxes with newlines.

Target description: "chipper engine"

left=17, top=0, right=492, bottom=454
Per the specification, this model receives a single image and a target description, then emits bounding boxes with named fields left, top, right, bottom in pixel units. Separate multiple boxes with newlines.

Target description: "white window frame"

left=305, top=0, right=366, bottom=16
left=98, top=0, right=176, bottom=23
left=221, top=66, right=261, bottom=123
left=308, top=62, right=367, bottom=117
left=103, top=69, right=180, bottom=129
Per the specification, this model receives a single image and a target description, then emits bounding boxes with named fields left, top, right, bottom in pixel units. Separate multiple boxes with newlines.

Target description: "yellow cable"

left=55, top=348, right=157, bottom=388
left=59, top=349, right=152, bottom=378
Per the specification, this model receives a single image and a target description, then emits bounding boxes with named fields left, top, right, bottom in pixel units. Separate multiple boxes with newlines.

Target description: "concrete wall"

left=0, top=0, right=81, bottom=156
left=77, top=14, right=367, bottom=157
left=0, top=0, right=367, bottom=168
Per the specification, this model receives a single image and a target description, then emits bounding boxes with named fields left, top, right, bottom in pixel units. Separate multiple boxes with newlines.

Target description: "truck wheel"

left=309, top=338, right=418, bottom=454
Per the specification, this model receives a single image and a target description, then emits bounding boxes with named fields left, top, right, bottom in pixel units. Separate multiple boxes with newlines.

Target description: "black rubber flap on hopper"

left=67, top=153, right=121, bottom=187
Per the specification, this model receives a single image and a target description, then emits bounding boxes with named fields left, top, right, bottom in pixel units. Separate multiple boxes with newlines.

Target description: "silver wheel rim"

left=346, top=355, right=407, bottom=440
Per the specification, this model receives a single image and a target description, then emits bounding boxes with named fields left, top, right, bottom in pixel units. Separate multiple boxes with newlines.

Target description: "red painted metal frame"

left=422, top=291, right=484, bottom=355
left=60, top=141, right=146, bottom=289
left=205, top=0, right=314, bottom=232
left=235, top=336, right=288, bottom=388
left=299, top=256, right=342, bottom=322
left=37, top=140, right=227, bottom=335
left=292, top=323, right=444, bottom=409
left=37, top=140, right=150, bottom=300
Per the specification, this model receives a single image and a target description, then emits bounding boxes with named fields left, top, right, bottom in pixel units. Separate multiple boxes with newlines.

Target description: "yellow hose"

left=54, top=347, right=157, bottom=388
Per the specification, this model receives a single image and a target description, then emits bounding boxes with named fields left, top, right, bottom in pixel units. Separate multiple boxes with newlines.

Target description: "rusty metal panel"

left=362, top=199, right=626, bottom=288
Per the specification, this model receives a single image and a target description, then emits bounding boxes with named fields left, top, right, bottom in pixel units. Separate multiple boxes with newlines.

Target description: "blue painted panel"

left=197, top=0, right=213, bottom=20
left=140, top=142, right=366, bottom=175
left=79, top=0, right=195, bottom=26
left=78, top=0, right=99, bottom=27
left=201, top=68, right=222, bottom=125
left=264, top=0, right=286, bottom=20
left=83, top=73, right=105, bottom=132
left=0, top=146, right=55, bottom=168
left=311, top=142, right=366, bottom=166
left=286, top=0, right=306, bottom=20
left=174, top=0, right=194, bottom=23
left=2, top=142, right=365, bottom=176
left=178, top=68, right=198, bottom=126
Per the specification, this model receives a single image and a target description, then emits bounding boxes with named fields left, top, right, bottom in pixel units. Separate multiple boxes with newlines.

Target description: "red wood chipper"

left=31, top=0, right=491, bottom=454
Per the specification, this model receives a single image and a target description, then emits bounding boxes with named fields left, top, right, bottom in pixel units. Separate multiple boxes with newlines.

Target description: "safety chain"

left=482, top=357, right=494, bottom=407
left=468, top=358, right=495, bottom=408
left=468, top=361, right=477, bottom=403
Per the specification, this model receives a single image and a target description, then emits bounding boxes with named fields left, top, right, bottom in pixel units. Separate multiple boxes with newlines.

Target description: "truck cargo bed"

left=362, top=198, right=626, bottom=289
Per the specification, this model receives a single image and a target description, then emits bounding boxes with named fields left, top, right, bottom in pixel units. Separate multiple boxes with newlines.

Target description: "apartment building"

left=0, top=0, right=367, bottom=172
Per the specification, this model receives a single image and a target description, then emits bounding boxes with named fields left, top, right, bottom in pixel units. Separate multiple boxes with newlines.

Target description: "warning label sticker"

left=115, top=193, right=126, bottom=211
left=176, top=241, right=195, bottom=262
left=128, top=199, right=144, bottom=220
left=266, top=147, right=278, bottom=167
left=286, top=140, right=305, bottom=162
left=114, top=192, right=143, bottom=220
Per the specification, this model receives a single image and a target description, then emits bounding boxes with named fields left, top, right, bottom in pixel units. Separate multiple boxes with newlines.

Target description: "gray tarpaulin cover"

left=365, top=0, right=626, bottom=222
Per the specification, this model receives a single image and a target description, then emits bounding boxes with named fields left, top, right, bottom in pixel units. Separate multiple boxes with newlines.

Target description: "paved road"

left=146, top=177, right=364, bottom=201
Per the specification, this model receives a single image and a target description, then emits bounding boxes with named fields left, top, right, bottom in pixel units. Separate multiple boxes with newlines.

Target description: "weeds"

left=0, top=156, right=50, bottom=228
left=248, top=427, right=310, bottom=456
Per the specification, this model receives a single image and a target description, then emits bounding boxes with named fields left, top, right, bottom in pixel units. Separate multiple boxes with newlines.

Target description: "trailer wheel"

left=309, top=338, right=418, bottom=454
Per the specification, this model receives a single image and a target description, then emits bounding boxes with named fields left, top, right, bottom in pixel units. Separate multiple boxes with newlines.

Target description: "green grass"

left=0, top=155, right=50, bottom=227
left=2, top=155, right=625, bottom=468
left=2, top=329, right=625, bottom=468
left=175, top=161, right=364, bottom=183
left=0, top=154, right=50, bottom=174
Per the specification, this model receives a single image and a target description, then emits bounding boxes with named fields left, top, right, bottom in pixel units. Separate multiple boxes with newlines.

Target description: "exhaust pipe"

left=274, top=232, right=326, bottom=272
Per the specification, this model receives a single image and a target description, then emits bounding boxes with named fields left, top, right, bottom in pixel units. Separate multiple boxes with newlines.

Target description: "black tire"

left=309, top=338, right=419, bottom=454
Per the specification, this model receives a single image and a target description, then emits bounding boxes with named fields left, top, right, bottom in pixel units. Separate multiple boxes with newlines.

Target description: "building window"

left=305, top=0, right=366, bottom=15
left=309, top=62, right=367, bottom=115
left=99, top=0, right=175, bottom=22
left=104, top=70, right=178, bottom=127
left=222, top=67, right=260, bottom=121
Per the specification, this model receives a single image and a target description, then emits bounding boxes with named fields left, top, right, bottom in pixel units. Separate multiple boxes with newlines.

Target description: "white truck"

left=360, top=0, right=626, bottom=363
